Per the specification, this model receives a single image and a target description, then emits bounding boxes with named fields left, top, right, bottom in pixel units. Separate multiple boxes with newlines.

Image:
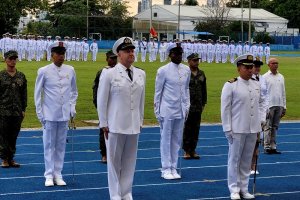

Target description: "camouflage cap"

left=106, top=50, right=117, bottom=58
left=187, top=53, right=201, bottom=60
left=4, top=50, right=18, bottom=59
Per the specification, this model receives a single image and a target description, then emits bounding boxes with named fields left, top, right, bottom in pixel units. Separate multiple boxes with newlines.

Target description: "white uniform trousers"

left=227, top=133, right=257, bottom=193
left=160, top=118, right=184, bottom=173
left=82, top=50, right=88, bottom=61
left=134, top=49, right=139, bottom=62
left=140, top=49, right=147, bottom=62
left=43, top=121, right=68, bottom=179
left=106, top=132, right=139, bottom=200
left=92, top=50, right=98, bottom=61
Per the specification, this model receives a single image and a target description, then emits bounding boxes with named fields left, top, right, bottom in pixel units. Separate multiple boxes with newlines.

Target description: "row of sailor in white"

left=221, top=54, right=265, bottom=196
left=154, top=60, right=191, bottom=177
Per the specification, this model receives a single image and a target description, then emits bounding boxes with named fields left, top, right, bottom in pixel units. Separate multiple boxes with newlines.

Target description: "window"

left=154, top=12, right=157, bottom=17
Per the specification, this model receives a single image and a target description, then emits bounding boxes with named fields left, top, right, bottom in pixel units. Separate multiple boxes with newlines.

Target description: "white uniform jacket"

left=263, top=70, right=286, bottom=109
left=221, top=77, right=263, bottom=134
left=97, top=63, right=146, bottom=135
left=154, top=62, right=191, bottom=120
left=34, top=63, right=78, bottom=122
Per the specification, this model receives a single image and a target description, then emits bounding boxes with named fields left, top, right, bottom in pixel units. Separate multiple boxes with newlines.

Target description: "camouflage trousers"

left=0, top=115, right=23, bottom=160
left=182, top=111, right=202, bottom=153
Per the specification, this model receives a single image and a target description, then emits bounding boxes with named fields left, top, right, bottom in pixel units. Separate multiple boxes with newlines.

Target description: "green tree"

left=253, top=32, right=274, bottom=44
left=184, top=0, right=199, bottom=6
left=0, top=0, right=48, bottom=35
left=48, top=0, right=132, bottom=39
left=22, top=21, right=54, bottom=36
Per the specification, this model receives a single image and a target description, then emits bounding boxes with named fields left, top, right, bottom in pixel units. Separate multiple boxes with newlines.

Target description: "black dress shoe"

left=271, top=149, right=282, bottom=154
left=264, top=149, right=272, bottom=154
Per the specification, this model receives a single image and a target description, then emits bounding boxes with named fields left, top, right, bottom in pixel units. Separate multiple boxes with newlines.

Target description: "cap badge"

left=123, top=38, right=132, bottom=44
left=247, top=55, right=253, bottom=61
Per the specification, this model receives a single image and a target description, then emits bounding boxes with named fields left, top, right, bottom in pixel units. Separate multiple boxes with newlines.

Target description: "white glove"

left=40, top=118, right=46, bottom=128
left=70, top=105, right=76, bottom=118
left=225, top=131, right=233, bottom=144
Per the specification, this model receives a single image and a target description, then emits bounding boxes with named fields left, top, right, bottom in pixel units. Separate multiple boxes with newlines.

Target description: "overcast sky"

left=126, top=0, right=207, bottom=16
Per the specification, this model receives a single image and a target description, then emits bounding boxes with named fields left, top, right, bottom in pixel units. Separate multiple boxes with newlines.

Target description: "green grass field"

left=5, top=52, right=300, bottom=128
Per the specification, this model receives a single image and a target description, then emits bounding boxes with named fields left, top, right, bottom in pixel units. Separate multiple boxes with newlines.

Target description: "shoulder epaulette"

left=134, top=66, right=144, bottom=71
left=250, top=77, right=257, bottom=81
left=227, top=77, right=238, bottom=83
left=104, top=66, right=110, bottom=69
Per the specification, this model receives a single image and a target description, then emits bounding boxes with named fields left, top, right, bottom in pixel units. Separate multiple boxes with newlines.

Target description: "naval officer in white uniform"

left=97, top=37, right=145, bottom=200
left=221, top=54, right=265, bottom=200
left=154, top=43, right=191, bottom=180
left=34, top=41, right=78, bottom=187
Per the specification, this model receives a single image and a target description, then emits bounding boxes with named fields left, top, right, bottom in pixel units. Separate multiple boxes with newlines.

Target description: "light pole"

left=177, top=0, right=181, bottom=40
left=86, top=0, right=89, bottom=39
left=150, top=0, right=152, bottom=37
left=241, top=0, right=244, bottom=42
left=248, top=0, right=252, bottom=43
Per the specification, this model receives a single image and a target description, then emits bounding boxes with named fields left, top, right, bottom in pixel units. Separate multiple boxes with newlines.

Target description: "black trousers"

left=99, top=129, right=107, bottom=157
left=182, top=111, right=202, bottom=153
left=0, top=115, right=23, bottom=160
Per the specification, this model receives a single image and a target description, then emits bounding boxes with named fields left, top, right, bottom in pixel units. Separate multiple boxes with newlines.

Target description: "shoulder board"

left=227, top=77, right=237, bottom=83
left=134, top=66, right=144, bottom=71
left=104, top=66, right=110, bottom=69
left=250, top=77, right=257, bottom=81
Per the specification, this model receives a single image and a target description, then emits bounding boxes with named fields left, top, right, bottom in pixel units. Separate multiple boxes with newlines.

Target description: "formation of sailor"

left=0, top=33, right=100, bottom=62
left=130, top=36, right=271, bottom=64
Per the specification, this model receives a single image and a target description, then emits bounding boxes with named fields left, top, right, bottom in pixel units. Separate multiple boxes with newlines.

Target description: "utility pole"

left=177, top=0, right=181, bottom=40
left=86, top=0, right=89, bottom=39
left=150, top=0, right=152, bottom=37
left=241, top=0, right=244, bottom=42
left=248, top=0, right=252, bottom=43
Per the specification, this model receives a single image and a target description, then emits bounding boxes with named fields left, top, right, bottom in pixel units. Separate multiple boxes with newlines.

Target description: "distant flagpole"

left=150, top=0, right=153, bottom=37
left=177, top=0, right=181, bottom=39
left=248, top=0, right=252, bottom=43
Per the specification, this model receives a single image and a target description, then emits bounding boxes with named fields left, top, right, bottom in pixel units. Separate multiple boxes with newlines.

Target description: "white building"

left=133, top=4, right=293, bottom=40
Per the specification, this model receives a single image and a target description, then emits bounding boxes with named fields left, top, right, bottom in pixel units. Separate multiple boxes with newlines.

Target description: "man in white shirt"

left=154, top=43, right=191, bottom=180
left=264, top=43, right=271, bottom=64
left=82, top=38, right=89, bottom=61
left=98, top=37, right=145, bottom=200
left=159, top=39, right=167, bottom=62
left=263, top=58, right=286, bottom=154
left=90, top=39, right=98, bottom=61
left=221, top=54, right=264, bottom=200
left=34, top=41, right=78, bottom=187
left=140, top=37, right=147, bottom=62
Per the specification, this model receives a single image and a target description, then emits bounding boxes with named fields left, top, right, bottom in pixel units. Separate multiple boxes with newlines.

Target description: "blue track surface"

left=1, top=123, right=300, bottom=200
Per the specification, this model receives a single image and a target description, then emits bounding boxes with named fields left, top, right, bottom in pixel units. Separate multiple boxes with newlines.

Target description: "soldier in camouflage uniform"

left=183, top=53, right=207, bottom=159
left=92, top=50, right=117, bottom=163
left=0, top=50, right=27, bottom=168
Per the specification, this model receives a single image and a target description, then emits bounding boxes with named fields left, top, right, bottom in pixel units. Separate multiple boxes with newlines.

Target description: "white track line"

left=2, top=175, right=300, bottom=197
left=3, top=160, right=300, bottom=180
left=188, top=190, right=300, bottom=200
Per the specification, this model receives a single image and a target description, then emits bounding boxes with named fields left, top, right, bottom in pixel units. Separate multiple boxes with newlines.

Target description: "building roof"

left=134, top=5, right=288, bottom=24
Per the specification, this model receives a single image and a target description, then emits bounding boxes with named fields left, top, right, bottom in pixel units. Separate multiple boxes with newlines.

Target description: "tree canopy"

left=0, top=0, right=47, bottom=35
left=48, top=0, right=132, bottom=39
left=184, top=0, right=199, bottom=6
